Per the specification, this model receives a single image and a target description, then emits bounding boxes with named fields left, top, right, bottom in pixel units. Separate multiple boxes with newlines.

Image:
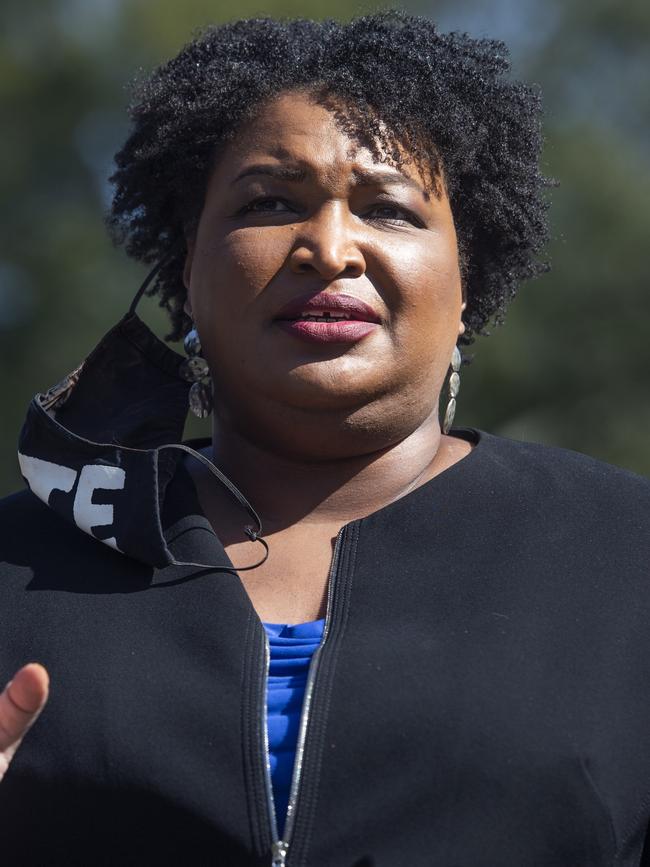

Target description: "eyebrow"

left=351, top=168, right=428, bottom=198
left=232, top=163, right=429, bottom=198
left=232, top=165, right=307, bottom=184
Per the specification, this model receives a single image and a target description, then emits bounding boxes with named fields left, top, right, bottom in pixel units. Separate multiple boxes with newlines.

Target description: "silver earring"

left=180, top=326, right=213, bottom=418
left=442, top=345, right=461, bottom=435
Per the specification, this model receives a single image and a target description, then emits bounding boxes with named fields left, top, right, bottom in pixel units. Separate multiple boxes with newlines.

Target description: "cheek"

left=379, top=237, right=463, bottom=351
left=192, top=226, right=291, bottom=317
left=223, top=227, right=291, bottom=296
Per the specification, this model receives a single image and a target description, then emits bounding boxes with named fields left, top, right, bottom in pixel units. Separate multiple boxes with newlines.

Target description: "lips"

left=275, top=291, right=381, bottom=323
left=274, top=291, right=381, bottom=344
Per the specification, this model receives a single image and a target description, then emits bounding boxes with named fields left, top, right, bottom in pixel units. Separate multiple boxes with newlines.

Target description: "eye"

left=365, top=203, right=421, bottom=226
left=242, top=197, right=293, bottom=215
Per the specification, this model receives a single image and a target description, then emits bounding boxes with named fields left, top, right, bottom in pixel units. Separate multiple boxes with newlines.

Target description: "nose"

left=289, top=202, right=366, bottom=280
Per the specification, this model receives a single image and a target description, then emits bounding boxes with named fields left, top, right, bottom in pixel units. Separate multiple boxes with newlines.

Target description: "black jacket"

left=1, top=311, right=650, bottom=866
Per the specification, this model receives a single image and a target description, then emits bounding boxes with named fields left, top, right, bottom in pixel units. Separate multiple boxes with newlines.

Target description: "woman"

left=1, top=11, right=649, bottom=866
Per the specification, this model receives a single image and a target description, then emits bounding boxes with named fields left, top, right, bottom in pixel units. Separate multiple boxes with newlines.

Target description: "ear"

left=183, top=237, right=195, bottom=318
left=458, top=301, right=467, bottom=337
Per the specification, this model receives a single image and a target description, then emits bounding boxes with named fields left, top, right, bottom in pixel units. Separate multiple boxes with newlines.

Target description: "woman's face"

left=184, top=90, right=465, bottom=458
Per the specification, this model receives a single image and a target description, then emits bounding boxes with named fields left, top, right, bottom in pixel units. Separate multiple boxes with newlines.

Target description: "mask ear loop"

left=157, top=443, right=269, bottom=573
left=133, top=241, right=269, bottom=573
left=129, top=237, right=186, bottom=316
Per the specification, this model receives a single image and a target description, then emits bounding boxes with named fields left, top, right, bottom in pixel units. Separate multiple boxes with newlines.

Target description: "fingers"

left=6, top=664, right=49, bottom=716
left=0, top=663, right=49, bottom=781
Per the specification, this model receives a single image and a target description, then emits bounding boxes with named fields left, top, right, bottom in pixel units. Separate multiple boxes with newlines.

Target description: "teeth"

left=298, top=311, right=353, bottom=321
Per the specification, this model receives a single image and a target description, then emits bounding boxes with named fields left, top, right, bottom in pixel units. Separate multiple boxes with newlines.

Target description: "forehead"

left=213, top=90, right=437, bottom=192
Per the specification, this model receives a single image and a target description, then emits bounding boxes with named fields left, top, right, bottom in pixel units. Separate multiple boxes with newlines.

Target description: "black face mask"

left=17, top=254, right=267, bottom=572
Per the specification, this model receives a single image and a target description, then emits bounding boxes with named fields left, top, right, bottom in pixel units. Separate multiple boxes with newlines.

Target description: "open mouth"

left=274, top=292, right=381, bottom=343
left=275, top=312, right=379, bottom=344
left=288, top=311, right=357, bottom=322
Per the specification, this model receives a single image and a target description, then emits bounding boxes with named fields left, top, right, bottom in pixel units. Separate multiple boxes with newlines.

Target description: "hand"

left=0, top=663, right=49, bottom=783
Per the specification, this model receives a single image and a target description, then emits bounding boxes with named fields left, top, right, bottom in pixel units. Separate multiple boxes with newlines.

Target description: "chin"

left=275, top=372, right=386, bottom=412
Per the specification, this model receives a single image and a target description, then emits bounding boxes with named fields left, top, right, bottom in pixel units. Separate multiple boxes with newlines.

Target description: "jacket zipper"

left=264, top=526, right=346, bottom=867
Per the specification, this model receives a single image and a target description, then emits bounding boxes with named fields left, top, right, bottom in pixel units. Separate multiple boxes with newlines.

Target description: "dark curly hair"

left=107, top=10, right=551, bottom=345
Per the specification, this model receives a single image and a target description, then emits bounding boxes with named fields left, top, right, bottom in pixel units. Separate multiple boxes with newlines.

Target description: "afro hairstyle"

left=107, top=10, right=552, bottom=346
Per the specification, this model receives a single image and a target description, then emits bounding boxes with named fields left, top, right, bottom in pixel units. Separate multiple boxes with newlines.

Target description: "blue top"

left=263, top=618, right=325, bottom=837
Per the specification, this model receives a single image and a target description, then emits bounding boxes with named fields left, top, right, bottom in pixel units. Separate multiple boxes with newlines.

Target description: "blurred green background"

left=1, top=0, right=648, bottom=496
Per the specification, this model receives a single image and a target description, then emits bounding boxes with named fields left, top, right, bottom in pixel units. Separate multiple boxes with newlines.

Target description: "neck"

left=198, top=409, right=471, bottom=532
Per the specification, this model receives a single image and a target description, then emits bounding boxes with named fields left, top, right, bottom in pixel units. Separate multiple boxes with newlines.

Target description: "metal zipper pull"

left=271, top=840, right=288, bottom=866
left=263, top=527, right=347, bottom=866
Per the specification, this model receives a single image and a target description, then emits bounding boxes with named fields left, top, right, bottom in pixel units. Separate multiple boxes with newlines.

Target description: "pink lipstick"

left=274, top=292, right=381, bottom=344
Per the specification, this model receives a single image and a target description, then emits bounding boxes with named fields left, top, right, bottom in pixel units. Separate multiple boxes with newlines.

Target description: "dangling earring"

left=180, top=326, right=213, bottom=418
left=442, top=345, right=461, bottom=435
